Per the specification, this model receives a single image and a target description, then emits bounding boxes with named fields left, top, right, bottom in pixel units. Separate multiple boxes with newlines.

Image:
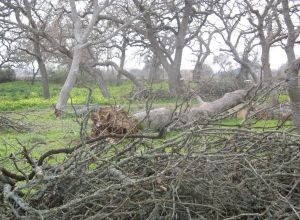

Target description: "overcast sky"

left=125, top=44, right=292, bottom=72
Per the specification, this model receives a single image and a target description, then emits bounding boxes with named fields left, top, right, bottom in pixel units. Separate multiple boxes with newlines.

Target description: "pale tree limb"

left=134, top=89, right=251, bottom=129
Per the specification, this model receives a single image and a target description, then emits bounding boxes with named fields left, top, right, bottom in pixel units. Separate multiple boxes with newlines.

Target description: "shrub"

left=48, top=67, right=67, bottom=84
left=195, top=74, right=246, bottom=100
left=0, top=68, right=16, bottom=83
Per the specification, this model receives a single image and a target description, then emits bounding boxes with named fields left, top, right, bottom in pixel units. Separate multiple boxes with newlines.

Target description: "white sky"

left=125, top=45, right=292, bottom=71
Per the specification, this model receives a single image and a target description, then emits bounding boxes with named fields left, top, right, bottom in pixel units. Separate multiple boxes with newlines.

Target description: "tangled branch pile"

left=0, top=114, right=29, bottom=132
left=1, top=123, right=299, bottom=219
left=127, top=88, right=175, bottom=101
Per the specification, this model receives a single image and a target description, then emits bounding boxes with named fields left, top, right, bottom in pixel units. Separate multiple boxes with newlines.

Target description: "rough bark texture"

left=134, top=89, right=249, bottom=129
left=286, top=59, right=300, bottom=132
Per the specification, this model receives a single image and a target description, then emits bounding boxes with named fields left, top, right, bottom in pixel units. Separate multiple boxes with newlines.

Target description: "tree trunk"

left=193, top=60, right=201, bottom=81
left=94, top=70, right=110, bottom=98
left=55, top=47, right=82, bottom=114
left=117, top=43, right=126, bottom=86
left=261, top=45, right=279, bottom=106
left=286, top=59, right=300, bottom=132
left=236, top=65, right=249, bottom=86
left=166, top=67, right=184, bottom=94
left=84, top=65, right=110, bottom=98
left=166, top=44, right=185, bottom=94
left=33, top=40, right=50, bottom=99
left=261, top=46, right=272, bottom=82
left=133, top=0, right=190, bottom=95
left=281, top=0, right=300, bottom=133
left=148, top=55, right=160, bottom=83
left=134, top=89, right=250, bottom=129
left=116, top=73, right=122, bottom=86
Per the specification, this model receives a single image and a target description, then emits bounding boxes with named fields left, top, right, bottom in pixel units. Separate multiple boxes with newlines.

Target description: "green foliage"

left=278, top=93, right=290, bottom=103
left=0, top=68, right=16, bottom=83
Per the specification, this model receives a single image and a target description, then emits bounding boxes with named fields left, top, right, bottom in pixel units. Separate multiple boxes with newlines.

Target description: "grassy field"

left=0, top=80, right=293, bottom=171
left=0, top=80, right=180, bottom=167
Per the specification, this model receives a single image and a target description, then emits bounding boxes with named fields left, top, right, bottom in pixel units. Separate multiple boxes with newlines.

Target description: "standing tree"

left=214, top=0, right=259, bottom=83
left=192, top=31, right=215, bottom=81
left=132, top=0, right=215, bottom=94
left=143, top=53, right=163, bottom=84
left=281, top=0, right=300, bottom=133
left=55, top=0, right=105, bottom=115
left=244, top=0, right=286, bottom=106
left=0, top=0, right=51, bottom=99
left=244, top=0, right=284, bottom=82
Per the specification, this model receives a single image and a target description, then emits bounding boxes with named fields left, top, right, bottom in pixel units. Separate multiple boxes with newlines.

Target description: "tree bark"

left=148, top=55, right=160, bottom=83
left=286, top=60, right=300, bottom=132
left=167, top=66, right=184, bottom=94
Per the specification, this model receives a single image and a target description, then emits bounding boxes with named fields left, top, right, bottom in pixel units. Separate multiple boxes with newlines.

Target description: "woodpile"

left=1, top=124, right=299, bottom=219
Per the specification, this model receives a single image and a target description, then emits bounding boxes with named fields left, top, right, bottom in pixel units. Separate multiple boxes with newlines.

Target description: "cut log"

left=134, top=89, right=250, bottom=129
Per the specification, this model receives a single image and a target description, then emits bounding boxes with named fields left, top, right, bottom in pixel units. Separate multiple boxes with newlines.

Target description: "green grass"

left=0, top=81, right=135, bottom=111
left=0, top=80, right=173, bottom=170
left=219, top=118, right=292, bottom=131
left=278, top=93, right=290, bottom=103
left=0, top=80, right=294, bottom=175
left=0, top=80, right=175, bottom=111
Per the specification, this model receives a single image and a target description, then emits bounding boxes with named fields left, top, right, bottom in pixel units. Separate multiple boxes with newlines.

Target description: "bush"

left=195, top=74, right=247, bottom=100
left=0, top=68, right=16, bottom=83
left=48, top=67, right=67, bottom=84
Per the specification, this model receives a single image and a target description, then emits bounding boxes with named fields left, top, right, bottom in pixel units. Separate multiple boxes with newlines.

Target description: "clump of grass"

left=278, top=93, right=290, bottom=103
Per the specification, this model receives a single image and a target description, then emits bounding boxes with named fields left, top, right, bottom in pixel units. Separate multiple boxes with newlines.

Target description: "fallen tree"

left=134, top=89, right=251, bottom=129
left=2, top=85, right=299, bottom=219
